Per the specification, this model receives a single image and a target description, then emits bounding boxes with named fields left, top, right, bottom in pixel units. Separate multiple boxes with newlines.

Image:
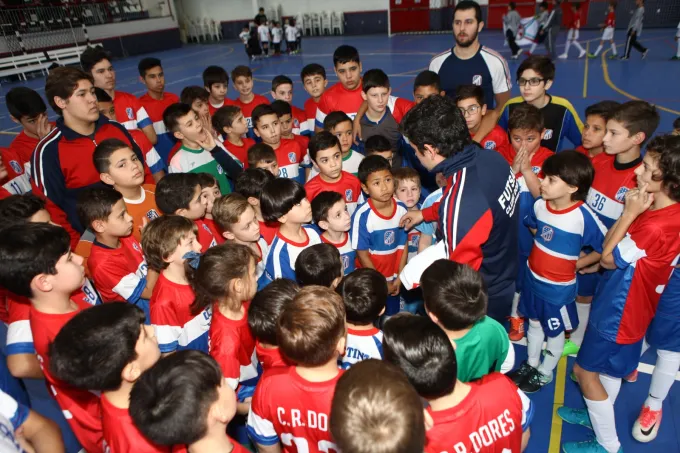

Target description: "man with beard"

left=429, top=1, right=511, bottom=112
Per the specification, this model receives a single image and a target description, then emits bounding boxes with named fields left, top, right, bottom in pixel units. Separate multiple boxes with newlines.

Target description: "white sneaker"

left=558, top=54, right=568, bottom=59
left=632, top=405, right=662, bottom=442
left=579, top=50, right=586, bottom=58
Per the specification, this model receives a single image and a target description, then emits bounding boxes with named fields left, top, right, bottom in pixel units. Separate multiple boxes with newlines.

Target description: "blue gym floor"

left=1, top=29, right=680, bottom=452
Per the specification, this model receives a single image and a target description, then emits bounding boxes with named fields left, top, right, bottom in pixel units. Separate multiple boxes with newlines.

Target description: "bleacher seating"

left=0, top=52, right=49, bottom=83
left=46, top=43, right=101, bottom=66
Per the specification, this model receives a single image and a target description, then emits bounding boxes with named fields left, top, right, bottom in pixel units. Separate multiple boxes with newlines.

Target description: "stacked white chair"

left=331, top=11, right=344, bottom=35
left=321, top=11, right=331, bottom=35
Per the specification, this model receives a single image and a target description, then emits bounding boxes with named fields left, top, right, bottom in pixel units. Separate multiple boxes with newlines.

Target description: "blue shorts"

left=647, top=311, right=680, bottom=352
left=385, top=294, right=401, bottom=316
left=519, top=290, right=578, bottom=338
left=577, top=272, right=600, bottom=298
left=576, top=325, right=643, bottom=378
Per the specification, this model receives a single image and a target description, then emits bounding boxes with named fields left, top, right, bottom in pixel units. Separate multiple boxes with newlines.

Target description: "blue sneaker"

left=562, top=438, right=622, bottom=453
left=557, top=407, right=593, bottom=430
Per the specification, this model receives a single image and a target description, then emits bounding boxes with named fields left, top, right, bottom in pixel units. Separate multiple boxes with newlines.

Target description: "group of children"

left=240, top=16, right=302, bottom=61
left=0, top=32, right=679, bottom=453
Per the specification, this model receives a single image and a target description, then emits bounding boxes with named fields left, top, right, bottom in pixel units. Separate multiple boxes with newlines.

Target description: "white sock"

left=573, top=41, right=585, bottom=53
left=529, top=42, right=537, bottom=54
left=599, top=374, right=622, bottom=404
left=646, top=349, right=680, bottom=411
left=676, top=39, right=680, bottom=57
left=511, top=292, right=520, bottom=318
left=564, top=41, right=571, bottom=55
left=611, top=42, right=618, bottom=56
left=538, top=331, right=565, bottom=378
left=570, top=302, right=590, bottom=347
left=585, top=397, right=621, bottom=453
left=527, top=319, right=544, bottom=368
left=594, top=44, right=603, bottom=56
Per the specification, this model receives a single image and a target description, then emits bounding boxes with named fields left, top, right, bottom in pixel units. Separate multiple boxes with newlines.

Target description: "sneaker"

left=519, top=368, right=553, bottom=393
left=619, top=56, right=629, bottom=60
left=632, top=406, right=662, bottom=442
left=562, top=340, right=580, bottom=357
left=558, top=407, right=593, bottom=430
left=562, top=438, right=622, bottom=453
left=624, top=369, right=638, bottom=383
left=671, top=56, right=679, bottom=61
left=587, top=53, right=597, bottom=59
left=508, top=316, right=525, bottom=341
left=507, top=361, right=536, bottom=386
left=558, top=54, right=568, bottom=59
left=579, top=50, right=587, bottom=58
left=608, top=54, right=618, bottom=59
left=642, top=49, right=648, bottom=59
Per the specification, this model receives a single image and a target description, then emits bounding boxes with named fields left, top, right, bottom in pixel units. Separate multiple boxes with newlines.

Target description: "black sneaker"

left=519, top=368, right=553, bottom=393
left=507, top=361, right=536, bottom=386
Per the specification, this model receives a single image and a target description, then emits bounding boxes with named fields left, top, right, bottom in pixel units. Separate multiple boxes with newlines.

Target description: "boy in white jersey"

left=271, top=21, right=282, bottom=55
left=336, top=268, right=387, bottom=369
left=257, top=21, right=270, bottom=56
left=312, top=191, right=356, bottom=275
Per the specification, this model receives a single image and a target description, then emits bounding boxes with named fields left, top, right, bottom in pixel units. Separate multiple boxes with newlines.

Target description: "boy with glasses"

left=456, top=85, right=511, bottom=160
left=498, top=56, right=583, bottom=152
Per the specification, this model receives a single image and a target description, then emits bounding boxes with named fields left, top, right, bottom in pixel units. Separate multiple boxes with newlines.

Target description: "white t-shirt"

left=258, top=24, right=270, bottom=42
left=285, top=25, right=297, bottom=42
left=271, top=27, right=282, bottom=43
left=0, top=390, right=28, bottom=453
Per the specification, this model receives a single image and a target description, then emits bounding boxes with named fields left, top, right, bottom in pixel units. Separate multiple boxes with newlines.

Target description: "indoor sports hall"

left=0, top=0, right=679, bottom=452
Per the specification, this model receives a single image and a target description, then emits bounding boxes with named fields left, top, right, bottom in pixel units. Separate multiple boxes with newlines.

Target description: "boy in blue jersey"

left=312, top=191, right=356, bottom=275
left=351, top=155, right=408, bottom=317
left=498, top=56, right=583, bottom=152
left=559, top=135, right=680, bottom=453
left=295, top=243, right=343, bottom=288
left=336, top=268, right=387, bottom=369
left=259, top=178, right=321, bottom=285
left=508, top=151, right=606, bottom=394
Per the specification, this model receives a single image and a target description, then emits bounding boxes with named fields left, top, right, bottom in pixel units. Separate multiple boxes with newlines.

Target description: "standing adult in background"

left=429, top=1, right=511, bottom=112
left=254, top=7, right=267, bottom=25
left=541, top=0, right=562, bottom=60
left=621, top=0, right=648, bottom=60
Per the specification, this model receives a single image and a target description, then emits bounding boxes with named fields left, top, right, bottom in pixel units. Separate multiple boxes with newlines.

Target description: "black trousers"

left=625, top=29, right=646, bottom=57
left=506, top=29, right=520, bottom=56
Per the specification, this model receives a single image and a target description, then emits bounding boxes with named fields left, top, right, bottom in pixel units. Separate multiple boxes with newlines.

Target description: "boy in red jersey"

left=81, top=46, right=157, bottom=144
left=253, top=104, right=306, bottom=183
left=331, top=359, right=426, bottom=453
left=247, top=286, right=346, bottom=452
left=559, top=2, right=587, bottom=59
left=383, top=313, right=532, bottom=453
left=234, top=168, right=278, bottom=244
left=590, top=1, right=618, bottom=58
left=77, top=187, right=155, bottom=320
left=456, top=84, right=511, bottom=157
left=94, top=139, right=161, bottom=243
left=138, top=57, right=179, bottom=164
left=559, top=135, right=680, bottom=453
left=248, top=144, right=279, bottom=176
left=315, top=45, right=364, bottom=132
left=271, top=75, right=309, bottom=135
left=248, top=279, right=298, bottom=370
left=6, top=87, right=53, bottom=169
left=506, top=104, right=555, bottom=342
left=0, top=223, right=103, bottom=452
left=577, top=101, right=620, bottom=164
left=32, top=67, right=156, bottom=248
left=212, top=105, right=255, bottom=165
left=203, top=65, right=236, bottom=116
left=49, top=303, right=173, bottom=453
left=232, top=66, right=269, bottom=139
left=571, top=101, right=660, bottom=354
left=305, top=131, right=362, bottom=214
left=271, top=101, right=310, bottom=157
left=142, top=215, right=211, bottom=354
left=131, top=350, right=248, bottom=453
left=301, top=64, right=328, bottom=133
left=155, top=173, right=218, bottom=251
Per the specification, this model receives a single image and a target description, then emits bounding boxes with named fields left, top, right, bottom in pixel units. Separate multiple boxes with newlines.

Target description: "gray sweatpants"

left=545, top=26, right=559, bottom=60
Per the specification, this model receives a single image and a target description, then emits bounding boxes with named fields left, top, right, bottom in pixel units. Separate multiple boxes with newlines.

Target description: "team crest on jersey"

left=543, top=129, right=554, bottom=140
left=293, top=118, right=300, bottom=127
left=345, top=189, right=353, bottom=202
left=384, top=230, right=395, bottom=246
left=288, top=152, right=297, bottom=163
left=9, top=160, right=22, bottom=174
left=203, top=224, right=211, bottom=232
left=532, top=166, right=541, bottom=174
left=472, top=75, right=482, bottom=86
left=484, top=141, right=496, bottom=150
left=146, top=209, right=160, bottom=220
left=341, top=255, right=350, bottom=270
left=216, top=164, right=224, bottom=174
left=541, top=225, right=554, bottom=242
left=615, top=187, right=629, bottom=202
left=126, top=107, right=134, bottom=120
left=132, top=242, right=140, bottom=252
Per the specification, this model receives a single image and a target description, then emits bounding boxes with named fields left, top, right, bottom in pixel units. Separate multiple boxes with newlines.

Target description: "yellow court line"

left=601, top=48, right=680, bottom=116
left=548, top=356, right=568, bottom=453
left=582, top=42, right=590, bottom=99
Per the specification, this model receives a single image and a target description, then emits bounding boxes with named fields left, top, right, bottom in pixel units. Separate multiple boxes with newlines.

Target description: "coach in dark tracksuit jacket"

left=400, top=95, right=520, bottom=322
